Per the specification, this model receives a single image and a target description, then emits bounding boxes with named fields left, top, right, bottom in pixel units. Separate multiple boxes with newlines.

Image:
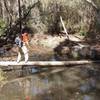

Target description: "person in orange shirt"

left=21, top=29, right=30, bottom=63
left=15, top=28, right=31, bottom=63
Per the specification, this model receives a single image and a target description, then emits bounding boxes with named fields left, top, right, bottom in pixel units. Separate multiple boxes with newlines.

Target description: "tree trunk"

left=18, top=0, right=22, bottom=33
left=0, top=60, right=98, bottom=66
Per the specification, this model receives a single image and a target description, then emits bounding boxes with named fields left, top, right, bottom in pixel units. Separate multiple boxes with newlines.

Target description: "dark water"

left=0, top=63, right=100, bottom=100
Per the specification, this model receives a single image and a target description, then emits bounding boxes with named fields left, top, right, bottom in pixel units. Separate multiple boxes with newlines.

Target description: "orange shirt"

left=22, top=33, right=29, bottom=42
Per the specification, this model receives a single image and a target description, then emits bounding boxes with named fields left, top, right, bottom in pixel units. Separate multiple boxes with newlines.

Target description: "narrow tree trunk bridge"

left=0, top=60, right=99, bottom=67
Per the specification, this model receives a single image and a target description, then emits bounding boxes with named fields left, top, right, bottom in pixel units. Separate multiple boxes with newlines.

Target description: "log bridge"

left=0, top=60, right=99, bottom=71
left=0, top=60, right=99, bottom=67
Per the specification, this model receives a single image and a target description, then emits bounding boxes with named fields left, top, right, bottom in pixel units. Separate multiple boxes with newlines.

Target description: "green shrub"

left=0, top=18, right=6, bottom=36
left=79, top=31, right=87, bottom=36
left=0, top=68, right=7, bottom=86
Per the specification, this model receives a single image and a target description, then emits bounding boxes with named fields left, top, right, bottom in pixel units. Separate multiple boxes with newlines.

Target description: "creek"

left=0, top=60, right=100, bottom=100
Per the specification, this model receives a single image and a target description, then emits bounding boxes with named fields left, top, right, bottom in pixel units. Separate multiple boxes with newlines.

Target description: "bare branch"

left=60, top=16, right=69, bottom=39
left=86, top=0, right=97, bottom=9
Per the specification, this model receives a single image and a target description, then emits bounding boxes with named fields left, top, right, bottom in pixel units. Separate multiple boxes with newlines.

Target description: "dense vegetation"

left=0, top=0, right=100, bottom=43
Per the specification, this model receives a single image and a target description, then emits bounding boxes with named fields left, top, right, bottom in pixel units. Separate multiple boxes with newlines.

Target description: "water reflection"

left=0, top=64, right=100, bottom=100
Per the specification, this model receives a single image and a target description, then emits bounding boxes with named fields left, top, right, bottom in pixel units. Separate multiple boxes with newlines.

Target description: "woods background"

left=0, top=0, right=100, bottom=45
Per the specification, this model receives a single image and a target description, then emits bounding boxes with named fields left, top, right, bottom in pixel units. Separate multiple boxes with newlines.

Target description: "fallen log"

left=0, top=60, right=99, bottom=66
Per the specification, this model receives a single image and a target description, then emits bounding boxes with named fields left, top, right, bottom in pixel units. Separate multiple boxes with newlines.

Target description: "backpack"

left=15, top=37, right=23, bottom=47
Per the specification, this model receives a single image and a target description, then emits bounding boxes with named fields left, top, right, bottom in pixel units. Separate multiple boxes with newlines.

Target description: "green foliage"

left=0, top=69, right=7, bottom=85
left=94, top=0, right=100, bottom=8
left=95, top=21, right=100, bottom=31
left=79, top=31, right=87, bottom=36
left=0, top=18, right=6, bottom=36
left=79, top=25, right=89, bottom=36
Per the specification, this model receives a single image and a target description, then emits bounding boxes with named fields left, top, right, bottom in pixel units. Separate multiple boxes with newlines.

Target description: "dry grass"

left=0, top=69, right=7, bottom=87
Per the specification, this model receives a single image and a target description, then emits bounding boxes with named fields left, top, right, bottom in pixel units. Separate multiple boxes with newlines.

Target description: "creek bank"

left=0, top=34, right=68, bottom=61
left=0, top=34, right=100, bottom=61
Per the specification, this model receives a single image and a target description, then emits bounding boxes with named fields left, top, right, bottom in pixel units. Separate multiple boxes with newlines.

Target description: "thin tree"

left=18, top=0, right=22, bottom=33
